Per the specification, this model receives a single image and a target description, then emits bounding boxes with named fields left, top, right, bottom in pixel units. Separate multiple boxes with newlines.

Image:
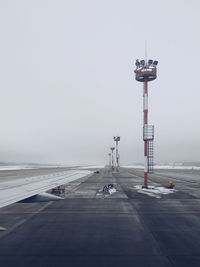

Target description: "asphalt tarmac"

left=0, top=167, right=200, bottom=267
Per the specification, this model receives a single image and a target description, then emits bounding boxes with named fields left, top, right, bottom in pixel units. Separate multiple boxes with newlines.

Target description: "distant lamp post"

left=114, top=136, right=120, bottom=172
left=108, top=153, right=111, bottom=169
left=110, top=147, right=115, bottom=171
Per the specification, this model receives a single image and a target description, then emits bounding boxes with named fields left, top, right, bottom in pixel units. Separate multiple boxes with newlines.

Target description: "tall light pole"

left=110, top=147, right=115, bottom=171
left=108, top=153, right=111, bottom=169
left=134, top=59, right=158, bottom=188
left=114, top=136, right=120, bottom=172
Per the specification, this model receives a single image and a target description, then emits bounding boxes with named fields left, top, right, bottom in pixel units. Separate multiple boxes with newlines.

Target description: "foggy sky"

left=0, top=0, right=200, bottom=165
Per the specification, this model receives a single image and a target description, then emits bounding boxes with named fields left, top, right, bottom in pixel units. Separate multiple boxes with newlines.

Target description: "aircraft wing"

left=0, top=170, right=91, bottom=209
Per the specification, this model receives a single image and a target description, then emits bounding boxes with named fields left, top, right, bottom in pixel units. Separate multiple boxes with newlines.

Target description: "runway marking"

left=0, top=202, right=53, bottom=239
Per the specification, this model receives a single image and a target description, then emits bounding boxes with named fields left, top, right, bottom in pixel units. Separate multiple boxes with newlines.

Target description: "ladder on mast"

left=147, top=140, right=154, bottom=173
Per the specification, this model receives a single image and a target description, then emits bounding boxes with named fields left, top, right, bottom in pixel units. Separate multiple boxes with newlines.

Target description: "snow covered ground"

left=122, top=165, right=200, bottom=170
left=1, top=164, right=199, bottom=172
left=0, top=165, right=40, bottom=171
left=77, top=165, right=104, bottom=169
left=134, top=185, right=177, bottom=199
left=0, top=164, right=68, bottom=171
left=0, top=164, right=104, bottom=172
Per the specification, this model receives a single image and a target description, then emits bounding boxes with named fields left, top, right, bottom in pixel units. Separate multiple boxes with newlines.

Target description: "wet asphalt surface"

left=0, top=167, right=200, bottom=267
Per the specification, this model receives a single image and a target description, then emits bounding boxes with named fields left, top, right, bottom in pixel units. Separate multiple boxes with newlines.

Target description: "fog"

left=0, top=0, right=199, bottom=165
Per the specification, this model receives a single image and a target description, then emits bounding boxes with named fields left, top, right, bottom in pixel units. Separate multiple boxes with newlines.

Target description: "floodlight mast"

left=134, top=59, right=158, bottom=188
left=114, top=136, right=120, bottom=172
left=110, top=147, right=115, bottom=171
left=108, top=153, right=111, bottom=169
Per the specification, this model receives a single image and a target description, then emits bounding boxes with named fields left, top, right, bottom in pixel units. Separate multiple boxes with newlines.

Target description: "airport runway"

left=0, top=167, right=200, bottom=267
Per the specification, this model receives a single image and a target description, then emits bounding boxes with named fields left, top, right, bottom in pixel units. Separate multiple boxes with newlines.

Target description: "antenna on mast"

left=145, top=40, right=147, bottom=64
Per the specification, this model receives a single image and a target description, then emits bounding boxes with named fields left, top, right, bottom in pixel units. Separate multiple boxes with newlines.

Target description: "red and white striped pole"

left=143, top=79, right=148, bottom=188
left=134, top=58, right=158, bottom=188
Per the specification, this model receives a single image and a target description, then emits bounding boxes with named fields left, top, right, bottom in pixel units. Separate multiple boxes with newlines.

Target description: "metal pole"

left=116, top=141, right=118, bottom=172
left=112, top=150, right=114, bottom=171
left=112, top=151, right=114, bottom=171
left=110, top=147, right=115, bottom=171
left=113, top=137, right=120, bottom=172
left=143, top=79, right=148, bottom=188
left=134, top=58, right=158, bottom=188
left=108, top=153, right=111, bottom=168
left=116, top=141, right=120, bottom=172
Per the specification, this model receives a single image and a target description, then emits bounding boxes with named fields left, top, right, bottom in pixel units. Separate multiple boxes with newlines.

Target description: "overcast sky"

left=0, top=0, right=199, bottom=165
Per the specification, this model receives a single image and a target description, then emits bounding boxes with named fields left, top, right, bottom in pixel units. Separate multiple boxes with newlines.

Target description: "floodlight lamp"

left=114, top=136, right=120, bottom=142
left=153, top=60, right=158, bottom=66
left=135, top=59, right=140, bottom=67
left=148, top=59, right=153, bottom=65
left=140, top=60, right=145, bottom=66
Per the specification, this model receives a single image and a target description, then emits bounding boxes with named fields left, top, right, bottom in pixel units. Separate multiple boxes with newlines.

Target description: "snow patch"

left=122, top=165, right=200, bottom=170
left=134, top=185, right=176, bottom=198
left=0, top=165, right=39, bottom=171
left=77, top=165, right=104, bottom=169
left=109, top=188, right=117, bottom=195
